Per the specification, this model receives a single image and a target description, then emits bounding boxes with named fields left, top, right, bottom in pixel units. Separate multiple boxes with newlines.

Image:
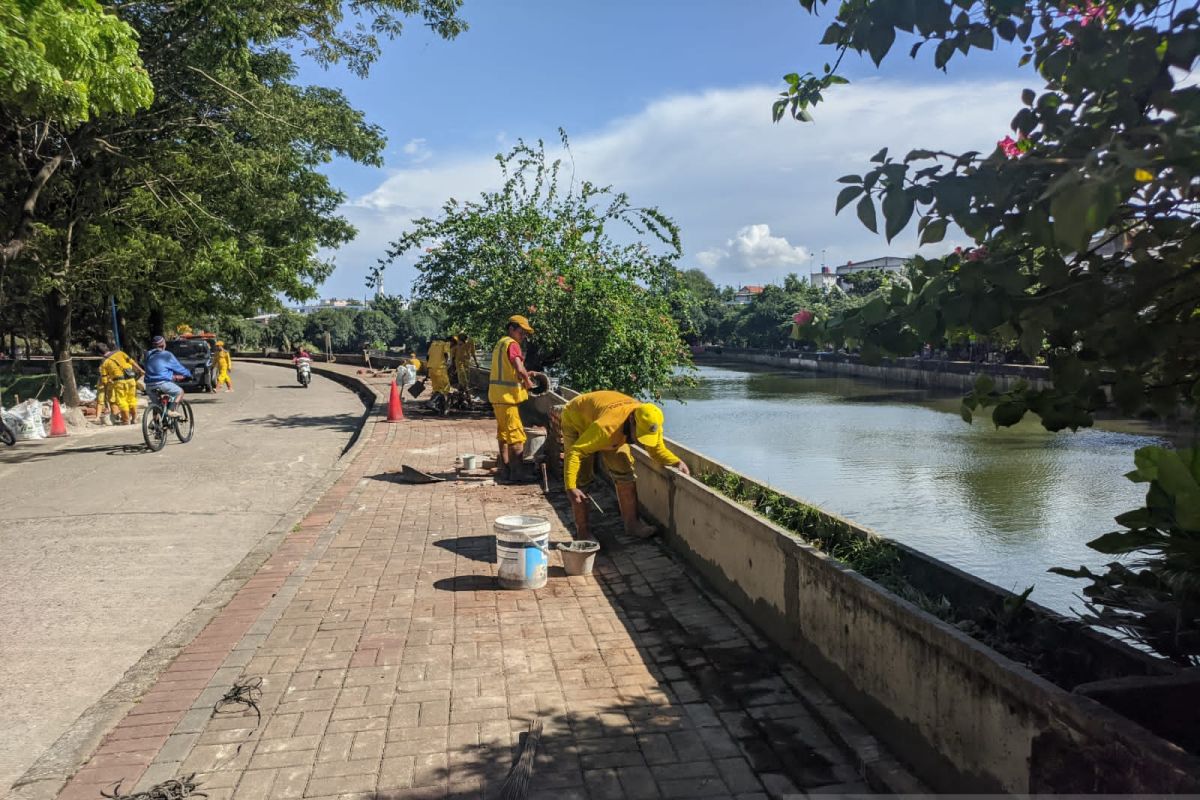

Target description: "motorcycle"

left=295, top=357, right=312, bottom=388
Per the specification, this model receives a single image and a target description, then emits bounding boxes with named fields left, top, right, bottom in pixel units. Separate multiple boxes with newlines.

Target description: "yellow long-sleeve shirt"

left=561, top=390, right=681, bottom=490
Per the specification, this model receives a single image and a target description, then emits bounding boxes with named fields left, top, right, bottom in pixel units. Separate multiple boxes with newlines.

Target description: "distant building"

left=293, top=298, right=369, bottom=315
left=728, top=285, right=764, bottom=305
left=810, top=257, right=909, bottom=290
left=810, top=266, right=839, bottom=291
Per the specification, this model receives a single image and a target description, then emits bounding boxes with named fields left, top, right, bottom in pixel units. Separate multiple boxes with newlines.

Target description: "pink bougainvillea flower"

left=793, top=310, right=814, bottom=326
left=999, top=136, right=1022, bottom=158
left=1080, top=1, right=1107, bottom=26
left=966, top=246, right=989, bottom=262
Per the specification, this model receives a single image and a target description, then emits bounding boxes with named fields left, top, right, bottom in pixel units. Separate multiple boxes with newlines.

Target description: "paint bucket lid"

left=494, top=515, right=552, bottom=536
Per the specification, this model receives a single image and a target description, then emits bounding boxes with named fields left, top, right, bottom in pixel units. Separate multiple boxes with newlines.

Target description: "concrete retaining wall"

left=706, top=349, right=1053, bottom=394
left=632, top=441, right=1200, bottom=793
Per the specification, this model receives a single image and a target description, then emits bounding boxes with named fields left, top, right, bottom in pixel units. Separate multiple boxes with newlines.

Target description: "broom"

left=499, top=717, right=543, bottom=800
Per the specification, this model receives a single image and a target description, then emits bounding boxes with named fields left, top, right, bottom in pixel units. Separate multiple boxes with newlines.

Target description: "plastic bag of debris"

left=3, top=399, right=46, bottom=440
left=77, top=386, right=97, bottom=403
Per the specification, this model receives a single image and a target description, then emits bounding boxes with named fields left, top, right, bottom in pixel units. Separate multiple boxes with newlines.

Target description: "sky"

left=297, top=0, right=1033, bottom=300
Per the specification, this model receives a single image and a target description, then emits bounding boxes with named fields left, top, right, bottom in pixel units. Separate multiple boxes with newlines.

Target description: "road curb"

left=7, top=365, right=381, bottom=800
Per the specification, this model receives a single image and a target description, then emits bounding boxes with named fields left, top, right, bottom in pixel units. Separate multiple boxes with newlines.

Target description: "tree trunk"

left=148, top=306, right=165, bottom=339
left=45, top=287, right=79, bottom=406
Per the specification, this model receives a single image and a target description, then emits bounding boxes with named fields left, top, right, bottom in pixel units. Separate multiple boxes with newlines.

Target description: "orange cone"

left=49, top=397, right=68, bottom=437
left=386, top=380, right=404, bottom=422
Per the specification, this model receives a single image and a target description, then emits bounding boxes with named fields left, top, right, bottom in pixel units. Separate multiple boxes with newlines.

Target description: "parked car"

left=166, top=337, right=216, bottom=392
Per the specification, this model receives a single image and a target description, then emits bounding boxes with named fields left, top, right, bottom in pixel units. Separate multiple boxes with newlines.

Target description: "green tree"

left=1, top=0, right=153, bottom=265
left=305, top=309, right=357, bottom=351
left=355, top=309, right=397, bottom=350
left=669, top=268, right=725, bottom=344
left=217, top=317, right=264, bottom=351
left=0, top=0, right=467, bottom=403
left=780, top=0, right=1200, bottom=661
left=266, top=310, right=305, bottom=351
left=375, top=136, right=691, bottom=398
left=839, top=269, right=890, bottom=298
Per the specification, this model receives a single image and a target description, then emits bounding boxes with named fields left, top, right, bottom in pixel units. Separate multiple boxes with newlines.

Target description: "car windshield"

left=167, top=340, right=209, bottom=358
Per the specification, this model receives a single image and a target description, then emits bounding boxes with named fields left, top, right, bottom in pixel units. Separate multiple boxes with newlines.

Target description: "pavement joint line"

left=133, top=488, right=368, bottom=792
left=7, top=367, right=379, bottom=800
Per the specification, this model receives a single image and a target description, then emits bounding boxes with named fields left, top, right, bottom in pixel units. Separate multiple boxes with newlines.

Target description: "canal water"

left=663, top=361, right=1169, bottom=615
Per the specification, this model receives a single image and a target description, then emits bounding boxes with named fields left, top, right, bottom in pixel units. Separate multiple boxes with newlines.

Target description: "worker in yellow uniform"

left=488, top=315, right=535, bottom=484
left=98, top=343, right=145, bottom=425
left=425, top=338, right=452, bottom=397
left=215, top=340, right=233, bottom=392
left=451, top=333, right=477, bottom=393
left=562, top=391, right=691, bottom=540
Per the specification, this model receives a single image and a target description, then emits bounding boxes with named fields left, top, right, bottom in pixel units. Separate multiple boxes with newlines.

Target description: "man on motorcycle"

left=293, top=346, right=313, bottom=386
left=143, top=336, right=192, bottom=416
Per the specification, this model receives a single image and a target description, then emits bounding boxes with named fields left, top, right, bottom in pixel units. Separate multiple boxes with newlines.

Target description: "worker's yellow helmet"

left=216, top=340, right=225, bottom=347
left=633, top=403, right=665, bottom=447
left=508, top=314, right=534, bottom=334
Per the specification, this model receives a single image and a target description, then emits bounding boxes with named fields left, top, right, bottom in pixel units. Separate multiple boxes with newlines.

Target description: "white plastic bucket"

left=461, top=453, right=478, bottom=470
left=495, top=515, right=551, bottom=590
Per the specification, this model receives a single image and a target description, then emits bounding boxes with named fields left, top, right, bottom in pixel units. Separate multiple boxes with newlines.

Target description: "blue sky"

left=298, top=0, right=1030, bottom=300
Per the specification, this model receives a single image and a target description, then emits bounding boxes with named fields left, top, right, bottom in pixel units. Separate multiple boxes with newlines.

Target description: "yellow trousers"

left=106, top=379, right=138, bottom=415
left=429, top=367, right=450, bottom=395
left=562, top=428, right=636, bottom=487
left=217, top=367, right=232, bottom=389
left=493, top=403, right=526, bottom=445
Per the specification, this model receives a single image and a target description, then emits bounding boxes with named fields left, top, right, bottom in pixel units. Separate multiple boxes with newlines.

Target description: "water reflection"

left=663, top=362, right=1164, bottom=614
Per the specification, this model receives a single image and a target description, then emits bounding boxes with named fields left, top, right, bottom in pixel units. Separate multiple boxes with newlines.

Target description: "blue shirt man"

left=143, top=336, right=191, bottom=411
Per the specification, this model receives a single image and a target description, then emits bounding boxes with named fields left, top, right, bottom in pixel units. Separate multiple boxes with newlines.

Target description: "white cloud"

left=324, top=77, right=1024, bottom=295
left=700, top=223, right=812, bottom=272
left=400, top=138, right=431, bottom=163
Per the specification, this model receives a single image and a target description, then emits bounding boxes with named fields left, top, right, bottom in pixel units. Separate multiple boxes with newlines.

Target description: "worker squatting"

left=486, top=313, right=691, bottom=541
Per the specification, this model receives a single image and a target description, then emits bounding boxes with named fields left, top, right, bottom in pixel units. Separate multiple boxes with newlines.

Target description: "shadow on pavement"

left=0, top=441, right=147, bottom=463
left=434, top=535, right=496, bottom=563
left=233, top=413, right=359, bottom=433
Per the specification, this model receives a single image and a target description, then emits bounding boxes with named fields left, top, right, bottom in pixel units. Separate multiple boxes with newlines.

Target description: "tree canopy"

left=779, top=0, right=1200, bottom=662
left=0, top=0, right=468, bottom=402
left=375, top=135, right=692, bottom=398
left=779, top=0, right=1199, bottom=431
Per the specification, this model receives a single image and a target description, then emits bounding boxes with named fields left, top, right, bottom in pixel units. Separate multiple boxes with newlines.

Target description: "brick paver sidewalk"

left=54, top=405, right=874, bottom=800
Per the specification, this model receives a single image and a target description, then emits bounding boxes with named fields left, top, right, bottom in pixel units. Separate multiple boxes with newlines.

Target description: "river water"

left=662, top=361, right=1170, bottom=615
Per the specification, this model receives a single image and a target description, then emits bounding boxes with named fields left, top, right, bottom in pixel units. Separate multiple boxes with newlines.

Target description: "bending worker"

left=562, top=391, right=690, bottom=540
left=488, top=315, right=535, bottom=484
left=215, top=340, right=233, bottom=392
left=97, top=342, right=144, bottom=425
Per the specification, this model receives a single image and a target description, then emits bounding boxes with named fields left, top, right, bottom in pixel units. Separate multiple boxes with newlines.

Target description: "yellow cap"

left=508, top=314, right=534, bottom=333
left=633, top=403, right=665, bottom=447
left=216, top=340, right=225, bottom=347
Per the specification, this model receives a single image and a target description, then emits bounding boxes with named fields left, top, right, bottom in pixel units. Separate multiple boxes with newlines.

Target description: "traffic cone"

left=386, top=380, right=404, bottom=422
left=49, top=397, right=69, bottom=437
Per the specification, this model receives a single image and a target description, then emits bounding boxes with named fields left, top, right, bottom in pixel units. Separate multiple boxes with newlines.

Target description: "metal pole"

left=110, top=296, right=122, bottom=351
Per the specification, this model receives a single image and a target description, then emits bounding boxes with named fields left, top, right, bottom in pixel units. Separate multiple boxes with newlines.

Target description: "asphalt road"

left=0, top=362, right=365, bottom=796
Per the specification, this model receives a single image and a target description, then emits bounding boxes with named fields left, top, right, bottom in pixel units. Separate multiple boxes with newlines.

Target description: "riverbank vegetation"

left=778, top=0, right=1200, bottom=664
left=695, top=470, right=1074, bottom=680
left=373, top=135, right=693, bottom=398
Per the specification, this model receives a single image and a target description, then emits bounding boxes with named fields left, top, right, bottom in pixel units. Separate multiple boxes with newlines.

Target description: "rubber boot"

left=615, top=481, right=656, bottom=539
left=571, top=499, right=593, bottom=541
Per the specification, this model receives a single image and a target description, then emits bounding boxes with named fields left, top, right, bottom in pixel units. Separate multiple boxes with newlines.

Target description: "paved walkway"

left=52, top=396, right=873, bottom=800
